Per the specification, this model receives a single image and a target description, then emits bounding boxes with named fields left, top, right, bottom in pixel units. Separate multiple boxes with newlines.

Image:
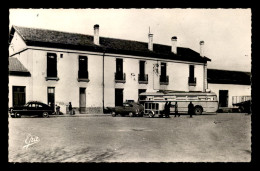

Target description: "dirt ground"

left=8, top=113, right=251, bottom=162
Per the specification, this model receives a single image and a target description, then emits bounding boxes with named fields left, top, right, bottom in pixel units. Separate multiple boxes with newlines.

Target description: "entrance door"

left=219, top=90, right=228, bottom=107
left=13, top=86, right=26, bottom=107
left=79, top=88, right=86, bottom=113
left=47, top=87, right=55, bottom=112
left=115, top=89, right=123, bottom=106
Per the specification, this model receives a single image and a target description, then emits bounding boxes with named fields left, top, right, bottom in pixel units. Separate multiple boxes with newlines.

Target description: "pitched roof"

left=9, top=57, right=31, bottom=76
left=10, top=26, right=211, bottom=63
left=207, top=69, right=251, bottom=85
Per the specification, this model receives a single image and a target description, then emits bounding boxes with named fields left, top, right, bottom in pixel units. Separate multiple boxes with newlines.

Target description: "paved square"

left=8, top=113, right=251, bottom=162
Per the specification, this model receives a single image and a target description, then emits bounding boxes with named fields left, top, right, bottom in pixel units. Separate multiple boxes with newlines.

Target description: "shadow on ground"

left=9, top=146, right=122, bottom=162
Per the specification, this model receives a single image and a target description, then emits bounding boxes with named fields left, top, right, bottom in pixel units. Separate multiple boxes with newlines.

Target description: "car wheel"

left=42, top=112, right=49, bottom=118
left=15, top=112, right=21, bottom=118
left=194, top=107, right=202, bottom=115
left=239, top=106, right=245, bottom=113
left=111, top=111, right=116, bottom=117
left=148, top=111, right=155, bottom=118
left=139, top=112, right=144, bottom=117
left=10, top=114, right=15, bottom=118
left=129, top=112, right=134, bottom=117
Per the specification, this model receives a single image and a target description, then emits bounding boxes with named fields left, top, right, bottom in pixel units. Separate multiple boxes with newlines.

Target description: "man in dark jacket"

left=174, top=101, right=180, bottom=117
left=164, top=101, right=168, bottom=117
left=69, top=102, right=73, bottom=115
left=188, top=102, right=194, bottom=118
left=166, top=102, right=171, bottom=118
left=164, top=101, right=171, bottom=118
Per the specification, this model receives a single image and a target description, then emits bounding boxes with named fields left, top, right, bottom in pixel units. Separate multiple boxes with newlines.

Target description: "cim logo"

left=23, top=133, right=40, bottom=150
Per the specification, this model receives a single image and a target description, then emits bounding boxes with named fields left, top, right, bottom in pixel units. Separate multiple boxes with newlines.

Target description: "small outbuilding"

left=207, top=69, right=251, bottom=109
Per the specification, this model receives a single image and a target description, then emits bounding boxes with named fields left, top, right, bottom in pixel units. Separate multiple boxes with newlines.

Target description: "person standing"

left=188, top=102, right=194, bottom=118
left=69, top=102, right=73, bottom=115
left=56, top=104, right=60, bottom=115
left=166, top=102, right=171, bottom=118
left=174, top=101, right=180, bottom=117
left=164, top=101, right=171, bottom=118
left=164, top=101, right=168, bottom=117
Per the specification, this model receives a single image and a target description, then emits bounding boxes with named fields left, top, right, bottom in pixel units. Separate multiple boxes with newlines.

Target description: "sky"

left=9, top=9, right=251, bottom=72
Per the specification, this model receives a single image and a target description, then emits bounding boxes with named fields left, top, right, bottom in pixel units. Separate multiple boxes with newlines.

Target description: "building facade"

left=207, top=69, right=251, bottom=108
left=8, top=25, right=211, bottom=114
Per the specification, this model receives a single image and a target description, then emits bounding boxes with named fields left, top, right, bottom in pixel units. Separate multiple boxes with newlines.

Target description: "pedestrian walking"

left=174, top=101, right=180, bottom=117
left=55, top=104, right=60, bottom=115
left=69, top=102, right=73, bottom=115
left=188, top=102, right=194, bottom=118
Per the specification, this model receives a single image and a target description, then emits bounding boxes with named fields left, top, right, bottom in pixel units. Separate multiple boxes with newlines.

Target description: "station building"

left=8, top=25, right=211, bottom=114
left=207, top=69, right=251, bottom=108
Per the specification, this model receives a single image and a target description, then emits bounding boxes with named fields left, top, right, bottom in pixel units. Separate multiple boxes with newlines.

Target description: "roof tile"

left=9, top=57, right=31, bottom=76
left=11, top=26, right=210, bottom=63
left=207, top=69, right=251, bottom=85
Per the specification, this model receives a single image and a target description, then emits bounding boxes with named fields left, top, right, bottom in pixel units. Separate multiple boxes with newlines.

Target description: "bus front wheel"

left=194, top=107, right=203, bottom=115
left=15, top=112, right=21, bottom=118
left=148, top=111, right=155, bottom=118
left=111, top=112, right=116, bottom=117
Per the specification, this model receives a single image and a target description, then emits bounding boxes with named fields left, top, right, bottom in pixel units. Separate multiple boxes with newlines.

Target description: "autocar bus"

left=139, top=91, right=218, bottom=117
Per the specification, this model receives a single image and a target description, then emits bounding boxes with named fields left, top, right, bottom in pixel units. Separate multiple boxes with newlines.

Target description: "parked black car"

left=9, top=101, right=54, bottom=118
left=107, top=102, right=144, bottom=117
left=233, top=100, right=251, bottom=114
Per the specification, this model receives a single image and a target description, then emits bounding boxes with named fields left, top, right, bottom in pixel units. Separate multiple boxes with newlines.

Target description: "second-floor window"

left=139, top=61, right=148, bottom=83
left=160, top=62, right=169, bottom=85
left=115, top=58, right=125, bottom=81
left=161, top=63, right=167, bottom=82
left=189, top=65, right=196, bottom=85
left=140, top=61, right=145, bottom=76
left=47, top=53, right=57, bottom=78
left=78, top=56, right=88, bottom=79
left=161, top=62, right=167, bottom=79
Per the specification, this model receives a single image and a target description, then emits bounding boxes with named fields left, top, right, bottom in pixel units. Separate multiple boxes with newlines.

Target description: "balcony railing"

left=188, top=77, right=196, bottom=86
left=78, top=71, right=89, bottom=82
left=45, top=76, right=59, bottom=81
left=160, top=75, right=169, bottom=85
left=138, top=74, right=148, bottom=84
left=115, top=72, right=126, bottom=83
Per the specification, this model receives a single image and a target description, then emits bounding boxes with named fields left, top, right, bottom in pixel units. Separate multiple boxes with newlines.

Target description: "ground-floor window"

left=219, top=90, right=228, bottom=107
left=138, top=89, right=146, bottom=101
left=12, top=86, right=26, bottom=106
left=115, top=88, right=124, bottom=106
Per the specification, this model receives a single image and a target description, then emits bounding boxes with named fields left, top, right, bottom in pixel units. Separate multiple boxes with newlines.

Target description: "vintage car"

left=233, top=100, right=251, bottom=113
left=107, top=102, right=144, bottom=117
left=9, top=101, right=54, bottom=118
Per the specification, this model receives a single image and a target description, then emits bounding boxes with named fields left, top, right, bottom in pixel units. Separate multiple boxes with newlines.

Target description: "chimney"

left=148, top=33, right=153, bottom=51
left=94, top=24, right=100, bottom=45
left=200, top=41, right=205, bottom=57
left=171, top=36, right=177, bottom=54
